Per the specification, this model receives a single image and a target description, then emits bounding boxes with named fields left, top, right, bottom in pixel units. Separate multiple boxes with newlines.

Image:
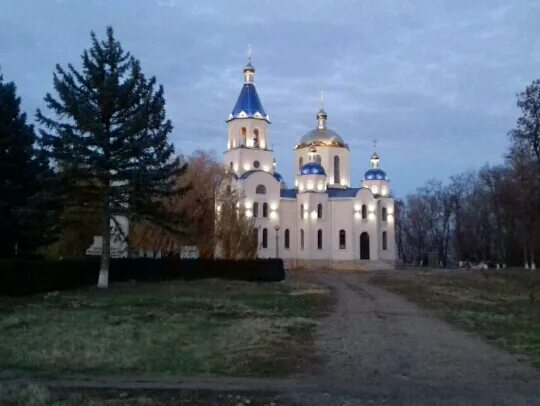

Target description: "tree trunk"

left=98, top=192, right=111, bottom=288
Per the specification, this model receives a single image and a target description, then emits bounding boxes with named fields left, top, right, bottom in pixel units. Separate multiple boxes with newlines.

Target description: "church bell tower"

left=224, top=53, right=274, bottom=177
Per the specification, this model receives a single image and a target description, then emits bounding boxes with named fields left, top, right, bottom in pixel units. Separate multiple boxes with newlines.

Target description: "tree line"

left=0, top=27, right=256, bottom=288
left=396, top=81, right=540, bottom=269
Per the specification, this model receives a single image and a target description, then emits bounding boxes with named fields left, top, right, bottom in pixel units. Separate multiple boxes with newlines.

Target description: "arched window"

left=241, top=127, right=247, bottom=146
left=253, top=202, right=259, bottom=217
left=284, top=229, right=290, bottom=249
left=317, top=229, right=323, bottom=250
left=262, top=203, right=268, bottom=218
left=253, top=129, right=259, bottom=148
left=300, top=204, right=304, bottom=219
left=317, top=203, right=323, bottom=219
left=315, top=155, right=321, bottom=164
left=339, top=230, right=346, bottom=249
left=256, top=184, right=266, bottom=194
left=382, top=207, right=387, bottom=221
left=334, top=155, right=340, bottom=184
left=299, top=157, right=303, bottom=171
left=382, top=231, right=387, bottom=250
left=300, top=229, right=304, bottom=250
left=229, top=162, right=233, bottom=171
left=361, top=204, right=367, bottom=219
left=226, top=185, right=231, bottom=194
left=262, top=228, right=268, bottom=248
left=253, top=228, right=258, bottom=247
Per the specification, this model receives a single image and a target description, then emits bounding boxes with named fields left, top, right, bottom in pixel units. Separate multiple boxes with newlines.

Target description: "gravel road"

left=294, top=273, right=540, bottom=405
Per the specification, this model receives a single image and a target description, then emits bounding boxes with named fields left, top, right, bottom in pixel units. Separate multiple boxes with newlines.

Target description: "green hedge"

left=0, top=258, right=285, bottom=296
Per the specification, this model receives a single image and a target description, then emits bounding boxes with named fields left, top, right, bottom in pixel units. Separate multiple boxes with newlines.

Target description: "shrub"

left=0, top=258, right=285, bottom=296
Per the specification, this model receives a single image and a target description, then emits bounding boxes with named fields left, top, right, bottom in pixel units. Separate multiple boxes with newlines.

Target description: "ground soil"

left=5, top=271, right=540, bottom=405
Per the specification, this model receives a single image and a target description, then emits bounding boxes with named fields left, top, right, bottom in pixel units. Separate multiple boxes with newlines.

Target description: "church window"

left=262, top=228, right=268, bottom=248
left=317, top=203, right=323, bottom=219
left=382, top=231, right=387, bottom=250
left=253, top=202, right=259, bottom=217
left=241, top=127, right=247, bottom=146
left=284, top=229, right=290, bottom=249
left=229, top=162, right=233, bottom=171
left=262, top=203, right=268, bottom=218
left=253, top=129, right=260, bottom=148
left=339, top=230, right=346, bottom=249
left=382, top=207, right=387, bottom=221
left=299, top=157, right=303, bottom=171
left=315, top=155, right=321, bottom=164
left=256, top=184, right=266, bottom=194
left=226, top=185, right=231, bottom=194
left=317, top=229, right=323, bottom=249
left=361, top=204, right=367, bottom=219
left=300, top=204, right=304, bottom=219
left=300, top=229, right=304, bottom=250
left=253, top=160, right=260, bottom=169
left=334, top=155, right=340, bottom=184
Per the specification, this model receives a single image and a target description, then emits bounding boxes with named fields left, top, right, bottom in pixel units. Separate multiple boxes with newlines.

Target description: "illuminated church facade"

left=223, top=60, right=396, bottom=269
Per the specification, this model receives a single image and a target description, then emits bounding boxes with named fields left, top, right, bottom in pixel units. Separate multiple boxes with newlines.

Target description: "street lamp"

left=274, top=225, right=280, bottom=258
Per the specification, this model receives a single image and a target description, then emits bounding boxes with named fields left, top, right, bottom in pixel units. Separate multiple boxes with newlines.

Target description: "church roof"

left=364, top=168, right=388, bottom=180
left=298, top=127, right=346, bottom=148
left=273, top=172, right=285, bottom=183
left=327, top=188, right=360, bottom=198
left=280, top=189, right=297, bottom=198
left=228, top=83, right=269, bottom=122
left=300, top=162, right=326, bottom=176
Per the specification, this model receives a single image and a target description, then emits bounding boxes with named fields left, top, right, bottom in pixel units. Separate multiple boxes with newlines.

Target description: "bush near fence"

left=0, top=258, right=285, bottom=296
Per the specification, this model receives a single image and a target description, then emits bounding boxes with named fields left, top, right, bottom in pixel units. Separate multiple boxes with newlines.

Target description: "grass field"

left=0, top=277, right=330, bottom=379
left=370, top=268, right=540, bottom=367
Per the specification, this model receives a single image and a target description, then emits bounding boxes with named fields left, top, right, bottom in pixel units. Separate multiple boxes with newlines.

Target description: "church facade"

left=224, top=61, right=396, bottom=270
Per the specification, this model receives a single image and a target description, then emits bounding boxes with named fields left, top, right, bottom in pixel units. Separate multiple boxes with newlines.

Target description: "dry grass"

left=370, top=268, right=540, bottom=367
left=0, top=278, right=330, bottom=379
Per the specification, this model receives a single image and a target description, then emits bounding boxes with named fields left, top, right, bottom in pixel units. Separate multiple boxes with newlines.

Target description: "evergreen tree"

left=37, top=27, right=182, bottom=287
left=0, top=74, right=53, bottom=256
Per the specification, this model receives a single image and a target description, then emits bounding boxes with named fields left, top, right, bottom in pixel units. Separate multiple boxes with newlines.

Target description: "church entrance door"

left=360, top=232, right=370, bottom=260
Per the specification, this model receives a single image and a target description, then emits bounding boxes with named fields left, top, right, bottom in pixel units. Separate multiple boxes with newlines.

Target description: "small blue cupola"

left=363, top=150, right=388, bottom=180
left=227, top=60, right=270, bottom=122
left=300, top=162, right=326, bottom=176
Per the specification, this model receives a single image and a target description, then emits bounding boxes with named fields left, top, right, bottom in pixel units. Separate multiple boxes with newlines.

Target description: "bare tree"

left=214, top=180, right=257, bottom=260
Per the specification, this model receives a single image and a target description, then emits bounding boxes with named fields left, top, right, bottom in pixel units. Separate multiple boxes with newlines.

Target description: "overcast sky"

left=1, top=0, right=539, bottom=196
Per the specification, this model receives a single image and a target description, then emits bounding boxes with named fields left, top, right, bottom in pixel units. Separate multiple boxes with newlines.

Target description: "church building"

left=224, top=60, right=396, bottom=269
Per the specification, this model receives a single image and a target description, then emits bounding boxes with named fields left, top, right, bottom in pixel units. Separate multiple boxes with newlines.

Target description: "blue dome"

left=300, top=162, right=326, bottom=176
left=364, top=168, right=387, bottom=180
left=273, top=172, right=285, bottom=183
left=228, top=83, right=269, bottom=122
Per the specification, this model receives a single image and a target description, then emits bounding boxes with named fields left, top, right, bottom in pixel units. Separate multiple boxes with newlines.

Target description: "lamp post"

left=274, top=224, right=280, bottom=258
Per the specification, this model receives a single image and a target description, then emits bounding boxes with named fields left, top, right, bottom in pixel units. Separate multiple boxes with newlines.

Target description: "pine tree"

left=37, top=27, right=182, bottom=287
left=0, top=74, right=53, bottom=256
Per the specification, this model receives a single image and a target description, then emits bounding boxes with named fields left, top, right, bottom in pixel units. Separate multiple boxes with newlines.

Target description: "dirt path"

left=299, top=272, right=540, bottom=404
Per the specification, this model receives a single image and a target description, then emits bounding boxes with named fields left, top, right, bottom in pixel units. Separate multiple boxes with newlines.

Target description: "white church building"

left=224, top=60, right=396, bottom=270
